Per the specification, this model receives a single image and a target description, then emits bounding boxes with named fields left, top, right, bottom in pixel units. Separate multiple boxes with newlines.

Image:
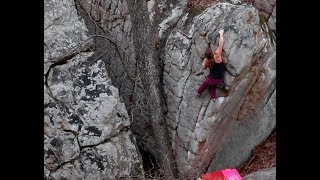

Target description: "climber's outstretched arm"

left=215, top=30, right=224, bottom=56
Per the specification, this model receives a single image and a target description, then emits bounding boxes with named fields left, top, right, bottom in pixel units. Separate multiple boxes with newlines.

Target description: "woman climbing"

left=197, top=29, right=226, bottom=100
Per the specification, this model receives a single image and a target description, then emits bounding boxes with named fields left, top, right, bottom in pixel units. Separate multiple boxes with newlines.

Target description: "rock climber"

left=196, top=29, right=226, bottom=100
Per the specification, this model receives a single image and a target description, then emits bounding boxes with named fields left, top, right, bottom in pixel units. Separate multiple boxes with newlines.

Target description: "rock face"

left=44, top=0, right=143, bottom=179
left=208, top=88, right=275, bottom=172
left=243, top=0, right=276, bottom=32
left=242, top=167, right=276, bottom=180
left=45, top=0, right=276, bottom=178
left=74, top=0, right=159, bottom=158
left=162, top=2, right=276, bottom=177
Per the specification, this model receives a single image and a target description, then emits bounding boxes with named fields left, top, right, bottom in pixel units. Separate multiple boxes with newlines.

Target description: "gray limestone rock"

left=44, top=132, right=80, bottom=171
left=44, top=0, right=91, bottom=74
left=208, top=88, right=276, bottom=171
left=252, top=0, right=276, bottom=14
left=45, top=0, right=277, bottom=178
left=267, top=5, right=276, bottom=32
left=228, top=0, right=243, bottom=5
left=163, top=2, right=276, bottom=177
left=44, top=0, right=143, bottom=179
left=242, top=167, right=276, bottom=180
left=249, top=0, right=276, bottom=32
left=208, top=42, right=276, bottom=171
left=49, top=161, right=85, bottom=180
left=75, top=0, right=157, bottom=158
left=49, top=131, right=143, bottom=180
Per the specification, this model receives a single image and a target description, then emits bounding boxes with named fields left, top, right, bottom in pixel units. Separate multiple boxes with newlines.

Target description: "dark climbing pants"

left=197, top=76, right=223, bottom=99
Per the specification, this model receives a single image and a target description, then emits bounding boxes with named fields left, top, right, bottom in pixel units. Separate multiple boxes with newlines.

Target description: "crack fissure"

left=79, top=126, right=129, bottom=151
left=44, top=47, right=92, bottom=86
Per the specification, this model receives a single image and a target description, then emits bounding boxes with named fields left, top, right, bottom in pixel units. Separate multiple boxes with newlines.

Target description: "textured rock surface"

left=251, top=0, right=276, bottom=15
left=188, top=0, right=276, bottom=33
left=208, top=87, right=276, bottom=171
left=162, top=2, right=276, bottom=177
left=267, top=4, right=276, bottom=32
left=45, top=0, right=276, bottom=178
left=243, top=0, right=276, bottom=32
left=44, top=0, right=91, bottom=74
left=44, top=0, right=143, bottom=179
left=237, top=129, right=276, bottom=176
left=48, top=131, right=142, bottom=180
left=228, top=0, right=243, bottom=5
left=75, top=0, right=193, bottom=165
left=75, top=0, right=159, bottom=157
left=242, top=167, right=276, bottom=180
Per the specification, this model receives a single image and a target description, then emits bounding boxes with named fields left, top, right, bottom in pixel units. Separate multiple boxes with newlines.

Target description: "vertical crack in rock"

left=126, top=0, right=191, bottom=178
left=74, top=1, right=155, bottom=165
left=265, top=81, right=275, bottom=103
left=176, top=72, right=191, bottom=126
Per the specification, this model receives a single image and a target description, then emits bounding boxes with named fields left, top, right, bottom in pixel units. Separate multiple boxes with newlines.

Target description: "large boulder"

left=44, top=0, right=143, bottom=179
left=162, top=2, right=275, bottom=177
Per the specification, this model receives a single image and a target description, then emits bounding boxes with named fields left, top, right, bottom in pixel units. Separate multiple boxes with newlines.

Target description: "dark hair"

left=204, top=47, right=215, bottom=68
left=205, top=48, right=213, bottom=60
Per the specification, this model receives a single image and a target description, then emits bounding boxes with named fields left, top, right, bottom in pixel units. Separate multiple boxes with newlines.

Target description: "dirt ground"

left=237, top=129, right=276, bottom=177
